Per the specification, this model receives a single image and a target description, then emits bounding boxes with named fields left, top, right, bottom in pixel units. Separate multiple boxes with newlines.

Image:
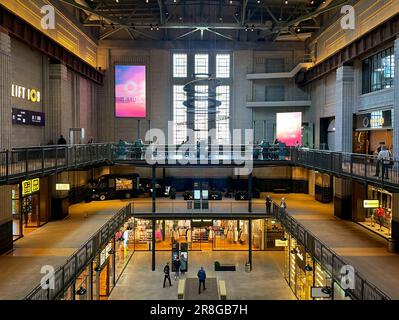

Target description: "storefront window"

left=12, top=186, right=22, bottom=240
left=75, top=265, right=91, bottom=300
left=358, top=186, right=392, bottom=239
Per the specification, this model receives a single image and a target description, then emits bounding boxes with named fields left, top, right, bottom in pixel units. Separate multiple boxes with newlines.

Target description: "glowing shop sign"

left=56, top=184, right=71, bottom=191
left=275, top=239, right=288, bottom=247
left=363, top=200, right=379, bottom=208
left=22, top=178, right=40, bottom=196
left=11, top=84, right=41, bottom=103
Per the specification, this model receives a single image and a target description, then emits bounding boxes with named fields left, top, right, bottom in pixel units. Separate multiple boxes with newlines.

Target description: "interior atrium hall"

left=0, top=0, right=399, bottom=306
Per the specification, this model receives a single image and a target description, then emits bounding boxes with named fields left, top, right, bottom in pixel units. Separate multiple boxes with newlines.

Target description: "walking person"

left=197, top=267, right=206, bottom=294
left=378, top=145, right=391, bottom=180
left=265, top=195, right=272, bottom=214
left=163, top=262, right=172, bottom=288
left=173, top=257, right=181, bottom=280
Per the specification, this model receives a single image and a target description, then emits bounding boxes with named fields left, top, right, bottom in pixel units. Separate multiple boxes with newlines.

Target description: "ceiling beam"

left=157, top=0, right=165, bottom=25
left=241, top=0, right=248, bottom=26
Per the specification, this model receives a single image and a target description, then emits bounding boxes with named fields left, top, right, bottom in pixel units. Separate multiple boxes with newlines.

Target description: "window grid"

left=216, top=54, right=230, bottom=78
left=195, top=85, right=208, bottom=141
left=173, top=54, right=187, bottom=78
left=216, top=86, right=230, bottom=143
left=195, top=54, right=209, bottom=75
left=173, top=86, right=187, bottom=144
left=362, top=47, right=394, bottom=94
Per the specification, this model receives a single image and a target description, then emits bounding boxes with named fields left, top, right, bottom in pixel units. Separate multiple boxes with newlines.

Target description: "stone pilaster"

left=45, top=63, right=68, bottom=142
left=392, top=37, right=399, bottom=159
left=335, top=66, right=355, bottom=152
left=0, top=30, right=12, bottom=150
left=0, top=30, right=13, bottom=253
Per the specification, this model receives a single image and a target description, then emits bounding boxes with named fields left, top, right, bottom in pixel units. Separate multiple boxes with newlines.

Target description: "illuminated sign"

left=12, top=108, right=45, bottom=126
left=275, top=239, right=288, bottom=247
left=276, top=112, right=302, bottom=147
left=12, top=84, right=41, bottom=103
left=356, top=110, right=392, bottom=130
left=22, top=179, right=40, bottom=196
left=115, top=65, right=146, bottom=118
left=32, top=179, right=40, bottom=193
left=56, top=183, right=71, bottom=191
left=363, top=200, right=379, bottom=208
left=22, top=180, right=32, bottom=196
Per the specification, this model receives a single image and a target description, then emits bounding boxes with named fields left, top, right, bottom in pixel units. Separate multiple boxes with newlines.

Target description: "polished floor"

left=0, top=200, right=127, bottom=299
left=108, top=251, right=296, bottom=300
left=1, top=193, right=399, bottom=300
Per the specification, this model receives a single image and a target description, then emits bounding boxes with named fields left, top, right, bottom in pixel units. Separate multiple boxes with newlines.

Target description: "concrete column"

left=333, top=177, right=352, bottom=220
left=45, top=63, right=68, bottom=142
left=335, top=66, right=355, bottom=152
left=0, top=30, right=13, bottom=253
left=392, top=37, right=399, bottom=159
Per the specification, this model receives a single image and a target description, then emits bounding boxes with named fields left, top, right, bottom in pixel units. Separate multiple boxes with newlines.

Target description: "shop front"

left=283, top=233, right=350, bottom=300
left=11, top=178, right=50, bottom=240
left=355, top=186, right=392, bottom=239
left=353, top=110, right=393, bottom=155
left=130, top=218, right=285, bottom=251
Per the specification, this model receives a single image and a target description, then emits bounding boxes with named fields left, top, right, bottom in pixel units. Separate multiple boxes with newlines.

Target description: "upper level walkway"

left=1, top=143, right=399, bottom=192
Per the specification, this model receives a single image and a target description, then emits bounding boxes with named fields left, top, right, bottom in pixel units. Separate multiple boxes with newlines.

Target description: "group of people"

left=163, top=260, right=207, bottom=295
left=265, top=195, right=287, bottom=214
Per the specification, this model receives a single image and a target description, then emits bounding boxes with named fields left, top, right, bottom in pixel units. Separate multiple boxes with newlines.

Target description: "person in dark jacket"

left=173, top=257, right=181, bottom=280
left=57, top=135, right=67, bottom=145
left=197, top=267, right=206, bottom=294
left=163, top=262, right=172, bottom=288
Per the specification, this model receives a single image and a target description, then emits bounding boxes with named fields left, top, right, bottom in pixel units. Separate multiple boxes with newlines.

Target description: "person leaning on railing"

left=377, top=145, right=392, bottom=180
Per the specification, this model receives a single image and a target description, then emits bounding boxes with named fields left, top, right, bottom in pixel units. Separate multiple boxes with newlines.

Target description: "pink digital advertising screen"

left=276, top=112, right=302, bottom=146
left=115, top=65, right=146, bottom=118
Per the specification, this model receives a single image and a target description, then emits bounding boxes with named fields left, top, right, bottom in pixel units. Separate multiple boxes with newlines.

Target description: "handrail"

left=274, top=202, right=391, bottom=300
left=24, top=203, right=130, bottom=300
left=1, top=144, right=399, bottom=190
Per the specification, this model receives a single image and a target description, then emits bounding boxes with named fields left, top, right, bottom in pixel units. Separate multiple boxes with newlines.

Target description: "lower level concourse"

left=2, top=190, right=399, bottom=300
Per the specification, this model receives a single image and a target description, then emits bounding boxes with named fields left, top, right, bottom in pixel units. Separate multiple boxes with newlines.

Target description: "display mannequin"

left=233, top=227, right=239, bottom=243
left=186, top=228, right=192, bottom=242
left=208, top=228, right=214, bottom=241
left=375, top=206, right=385, bottom=231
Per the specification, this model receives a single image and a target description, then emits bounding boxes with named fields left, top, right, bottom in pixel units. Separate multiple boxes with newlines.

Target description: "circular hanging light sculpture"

left=183, top=73, right=222, bottom=114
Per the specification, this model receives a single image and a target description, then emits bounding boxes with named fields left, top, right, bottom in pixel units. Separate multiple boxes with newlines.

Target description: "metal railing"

left=128, top=200, right=272, bottom=215
left=24, top=204, right=130, bottom=300
left=2, top=143, right=399, bottom=190
left=274, top=202, right=391, bottom=300
left=292, top=148, right=399, bottom=189
left=0, top=144, right=111, bottom=183
left=111, top=143, right=292, bottom=164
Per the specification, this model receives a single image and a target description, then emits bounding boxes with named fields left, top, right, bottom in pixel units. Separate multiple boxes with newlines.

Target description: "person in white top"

left=377, top=145, right=391, bottom=179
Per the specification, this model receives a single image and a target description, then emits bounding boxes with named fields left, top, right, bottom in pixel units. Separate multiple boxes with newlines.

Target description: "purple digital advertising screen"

left=115, top=65, right=146, bottom=118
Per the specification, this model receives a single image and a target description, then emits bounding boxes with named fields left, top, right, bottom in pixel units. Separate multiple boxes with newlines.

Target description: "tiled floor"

left=109, top=251, right=296, bottom=300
